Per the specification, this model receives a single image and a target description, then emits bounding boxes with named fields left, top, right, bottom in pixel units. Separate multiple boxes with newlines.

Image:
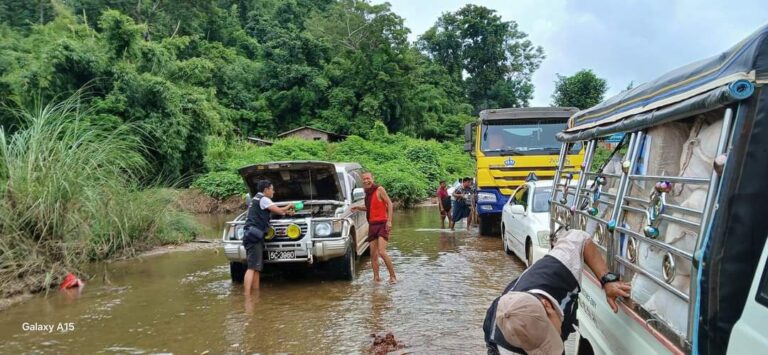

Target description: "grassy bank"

left=193, top=123, right=475, bottom=208
left=0, top=96, right=199, bottom=298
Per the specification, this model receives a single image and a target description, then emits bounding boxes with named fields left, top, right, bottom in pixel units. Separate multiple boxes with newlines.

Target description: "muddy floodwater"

left=0, top=207, right=527, bottom=354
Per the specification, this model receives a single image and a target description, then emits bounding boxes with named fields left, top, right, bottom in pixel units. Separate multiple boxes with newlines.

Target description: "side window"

left=513, top=186, right=528, bottom=209
left=349, top=170, right=364, bottom=201
left=351, top=170, right=363, bottom=189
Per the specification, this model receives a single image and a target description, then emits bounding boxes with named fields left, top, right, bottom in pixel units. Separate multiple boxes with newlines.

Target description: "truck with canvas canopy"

left=549, top=25, right=768, bottom=354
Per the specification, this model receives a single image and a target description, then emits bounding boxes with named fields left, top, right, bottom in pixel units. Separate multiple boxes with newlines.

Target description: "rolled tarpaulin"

left=556, top=81, right=755, bottom=142
left=728, top=79, right=755, bottom=100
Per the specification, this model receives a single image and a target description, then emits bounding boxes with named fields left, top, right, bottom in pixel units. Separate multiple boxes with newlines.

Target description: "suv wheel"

left=332, top=241, right=356, bottom=280
left=230, top=262, right=246, bottom=283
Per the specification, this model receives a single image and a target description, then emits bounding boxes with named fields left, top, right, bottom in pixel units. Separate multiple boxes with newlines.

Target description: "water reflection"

left=0, top=207, right=525, bottom=354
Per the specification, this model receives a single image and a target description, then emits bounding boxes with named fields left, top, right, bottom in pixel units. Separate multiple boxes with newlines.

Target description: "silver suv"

left=222, top=161, right=370, bottom=281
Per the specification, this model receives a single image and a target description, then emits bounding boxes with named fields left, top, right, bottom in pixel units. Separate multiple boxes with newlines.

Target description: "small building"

left=246, top=137, right=274, bottom=146
left=277, top=126, right=346, bottom=142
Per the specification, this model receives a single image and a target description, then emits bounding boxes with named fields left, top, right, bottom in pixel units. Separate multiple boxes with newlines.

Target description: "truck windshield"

left=480, top=119, right=580, bottom=155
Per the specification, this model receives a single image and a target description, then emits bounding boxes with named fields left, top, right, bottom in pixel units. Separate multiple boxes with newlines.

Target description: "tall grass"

left=0, top=94, right=198, bottom=297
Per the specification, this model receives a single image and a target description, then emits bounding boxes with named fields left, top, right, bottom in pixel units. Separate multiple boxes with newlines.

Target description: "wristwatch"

left=600, top=272, right=620, bottom=288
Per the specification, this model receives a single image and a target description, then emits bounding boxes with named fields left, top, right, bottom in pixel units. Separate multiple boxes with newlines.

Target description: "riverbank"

left=135, top=240, right=222, bottom=258
left=175, top=188, right=246, bottom=214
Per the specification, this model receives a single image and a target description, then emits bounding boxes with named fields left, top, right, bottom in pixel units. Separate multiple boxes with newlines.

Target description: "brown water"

left=0, top=207, right=526, bottom=354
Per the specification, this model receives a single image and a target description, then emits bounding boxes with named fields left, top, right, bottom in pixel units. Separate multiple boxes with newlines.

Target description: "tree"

left=418, top=5, right=544, bottom=112
left=551, top=69, right=608, bottom=110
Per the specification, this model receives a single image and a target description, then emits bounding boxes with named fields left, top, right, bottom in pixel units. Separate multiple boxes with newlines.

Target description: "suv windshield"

left=480, top=119, right=581, bottom=155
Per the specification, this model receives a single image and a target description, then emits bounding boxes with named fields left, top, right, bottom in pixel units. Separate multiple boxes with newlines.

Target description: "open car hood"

left=237, top=161, right=343, bottom=202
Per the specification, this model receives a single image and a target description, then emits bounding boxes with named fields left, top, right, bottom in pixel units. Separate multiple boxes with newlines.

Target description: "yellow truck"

left=464, top=107, right=584, bottom=236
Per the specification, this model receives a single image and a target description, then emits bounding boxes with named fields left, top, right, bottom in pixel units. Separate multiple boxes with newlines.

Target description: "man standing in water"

left=352, top=172, right=397, bottom=282
left=243, top=180, right=294, bottom=295
left=437, top=180, right=452, bottom=229
left=449, top=177, right=473, bottom=231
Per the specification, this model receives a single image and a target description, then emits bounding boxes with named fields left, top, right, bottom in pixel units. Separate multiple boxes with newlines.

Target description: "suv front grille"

left=269, top=222, right=309, bottom=242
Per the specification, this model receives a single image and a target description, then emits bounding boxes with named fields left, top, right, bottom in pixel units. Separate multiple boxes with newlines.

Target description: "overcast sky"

left=380, top=0, right=767, bottom=107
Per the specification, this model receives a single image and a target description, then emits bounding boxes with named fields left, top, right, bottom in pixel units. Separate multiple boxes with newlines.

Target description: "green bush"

left=191, top=170, right=243, bottom=199
left=370, top=160, right=430, bottom=208
left=193, top=131, right=476, bottom=205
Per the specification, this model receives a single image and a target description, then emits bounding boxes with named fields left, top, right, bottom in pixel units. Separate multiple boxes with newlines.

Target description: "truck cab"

left=464, top=107, right=584, bottom=236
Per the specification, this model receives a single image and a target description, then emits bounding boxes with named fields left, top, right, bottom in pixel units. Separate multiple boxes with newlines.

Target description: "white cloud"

left=381, top=0, right=767, bottom=107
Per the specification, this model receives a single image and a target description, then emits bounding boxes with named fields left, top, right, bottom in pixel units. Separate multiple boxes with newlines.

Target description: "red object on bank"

left=59, top=273, right=83, bottom=289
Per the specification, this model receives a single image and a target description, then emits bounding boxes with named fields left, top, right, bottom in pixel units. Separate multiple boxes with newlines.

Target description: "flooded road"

left=0, top=207, right=527, bottom=354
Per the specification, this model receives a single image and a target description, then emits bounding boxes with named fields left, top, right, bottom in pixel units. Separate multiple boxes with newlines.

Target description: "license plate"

left=268, top=250, right=295, bottom=260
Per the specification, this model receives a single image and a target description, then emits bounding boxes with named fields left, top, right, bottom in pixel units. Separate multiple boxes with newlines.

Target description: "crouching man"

left=483, top=229, right=631, bottom=354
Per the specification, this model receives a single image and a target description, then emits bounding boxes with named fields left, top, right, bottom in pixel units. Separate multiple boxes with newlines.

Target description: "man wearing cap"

left=483, top=229, right=631, bottom=354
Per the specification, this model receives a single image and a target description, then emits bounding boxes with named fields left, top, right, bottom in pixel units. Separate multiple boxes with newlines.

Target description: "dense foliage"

left=0, top=1, right=471, bottom=182
left=0, top=1, right=546, bottom=183
left=194, top=122, right=475, bottom=207
left=551, top=69, right=608, bottom=110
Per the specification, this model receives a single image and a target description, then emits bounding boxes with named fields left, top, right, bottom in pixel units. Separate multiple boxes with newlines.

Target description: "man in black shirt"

left=243, top=180, right=294, bottom=295
left=483, top=229, right=631, bottom=354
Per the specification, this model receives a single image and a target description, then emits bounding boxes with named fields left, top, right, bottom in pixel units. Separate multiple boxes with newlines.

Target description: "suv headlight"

left=477, top=192, right=497, bottom=203
left=236, top=226, right=245, bottom=240
left=314, top=222, right=332, bottom=237
left=537, top=231, right=551, bottom=248
left=313, top=220, right=343, bottom=238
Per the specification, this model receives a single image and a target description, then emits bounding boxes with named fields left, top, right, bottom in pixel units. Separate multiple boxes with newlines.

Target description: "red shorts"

left=367, top=222, right=390, bottom=242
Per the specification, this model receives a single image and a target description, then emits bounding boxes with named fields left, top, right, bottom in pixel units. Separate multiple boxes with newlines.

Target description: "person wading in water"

left=243, top=180, right=294, bottom=295
left=352, top=172, right=397, bottom=282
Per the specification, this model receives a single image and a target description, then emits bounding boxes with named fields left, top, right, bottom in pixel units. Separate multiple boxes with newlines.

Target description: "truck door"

left=726, top=234, right=768, bottom=353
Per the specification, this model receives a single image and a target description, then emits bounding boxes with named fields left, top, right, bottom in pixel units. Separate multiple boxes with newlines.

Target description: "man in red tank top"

left=351, top=172, right=397, bottom=282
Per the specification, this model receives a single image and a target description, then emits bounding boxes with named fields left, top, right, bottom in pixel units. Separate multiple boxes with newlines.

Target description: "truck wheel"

left=479, top=214, right=500, bottom=236
left=332, top=242, right=356, bottom=281
left=230, top=262, right=246, bottom=283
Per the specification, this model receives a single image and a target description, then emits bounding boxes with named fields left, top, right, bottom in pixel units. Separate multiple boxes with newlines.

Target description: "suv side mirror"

left=245, top=193, right=252, bottom=207
left=510, top=204, right=525, bottom=215
left=352, top=188, right=365, bottom=201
